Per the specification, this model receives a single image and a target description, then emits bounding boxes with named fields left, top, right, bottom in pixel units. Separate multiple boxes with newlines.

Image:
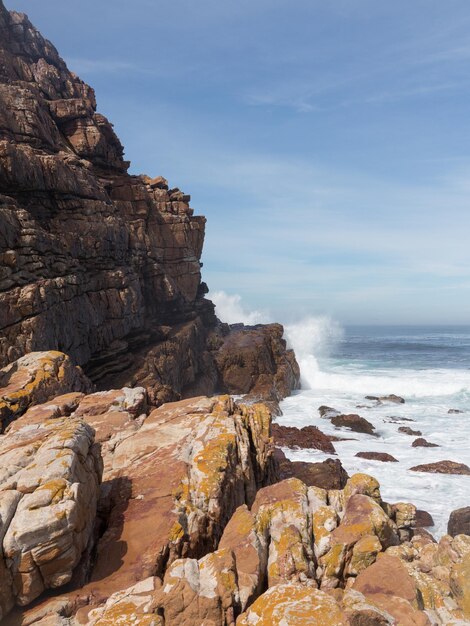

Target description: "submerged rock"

left=412, top=437, right=439, bottom=448
left=355, top=451, right=398, bottom=462
left=365, top=394, right=405, bottom=404
left=410, top=460, right=470, bottom=475
left=399, top=426, right=422, bottom=436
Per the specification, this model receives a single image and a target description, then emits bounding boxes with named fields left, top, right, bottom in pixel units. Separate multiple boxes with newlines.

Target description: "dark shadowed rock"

left=274, top=449, right=349, bottom=490
left=416, top=509, right=434, bottom=528
left=355, top=451, right=398, bottom=463
left=213, top=323, right=300, bottom=412
left=272, top=423, right=336, bottom=454
left=448, top=409, right=464, bottom=414
left=410, top=461, right=470, bottom=475
left=412, top=437, right=439, bottom=448
left=331, top=414, right=377, bottom=436
left=448, top=507, right=470, bottom=537
left=399, top=426, right=422, bottom=436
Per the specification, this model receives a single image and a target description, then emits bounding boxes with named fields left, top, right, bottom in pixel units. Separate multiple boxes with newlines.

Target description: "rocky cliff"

left=0, top=1, right=299, bottom=408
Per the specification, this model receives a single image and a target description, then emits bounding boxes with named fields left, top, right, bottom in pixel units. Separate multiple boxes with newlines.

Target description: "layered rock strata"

left=0, top=1, right=299, bottom=408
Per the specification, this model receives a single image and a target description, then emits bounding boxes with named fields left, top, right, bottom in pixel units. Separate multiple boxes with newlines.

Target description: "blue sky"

left=6, top=0, right=470, bottom=324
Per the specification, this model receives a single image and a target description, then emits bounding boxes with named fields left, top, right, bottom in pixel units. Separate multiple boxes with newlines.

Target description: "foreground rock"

left=0, top=410, right=102, bottom=617
left=0, top=352, right=92, bottom=431
left=0, top=2, right=299, bottom=408
left=356, top=451, right=398, bottom=462
left=448, top=507, right=470, bottom=537
left=331, top=413, right=377, bottom=436
left=271, top=423, right=336, bottom=454
left=410, top=460, right=470, bottom=475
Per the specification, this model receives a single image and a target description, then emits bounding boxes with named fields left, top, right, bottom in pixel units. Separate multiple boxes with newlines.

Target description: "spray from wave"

left=210, top=290, right=270, bottom=325
left=285, top=316, right=344, bottom=389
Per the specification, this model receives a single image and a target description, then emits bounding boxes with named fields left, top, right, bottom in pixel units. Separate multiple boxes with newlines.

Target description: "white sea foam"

left=278, top=319, right=470, bottom=537
left=210, top=290, right=269, bottom=325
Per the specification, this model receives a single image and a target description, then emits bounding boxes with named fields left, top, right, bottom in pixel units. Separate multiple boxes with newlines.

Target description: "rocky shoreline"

left=0, top=3, right=469, bottom=625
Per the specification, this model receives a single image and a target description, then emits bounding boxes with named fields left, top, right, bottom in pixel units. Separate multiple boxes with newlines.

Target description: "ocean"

left=280, top=322, right=470, bottom=537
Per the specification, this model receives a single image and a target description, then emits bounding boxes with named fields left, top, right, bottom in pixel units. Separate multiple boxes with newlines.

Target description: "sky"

left=6, top=0, right=470, bottom=324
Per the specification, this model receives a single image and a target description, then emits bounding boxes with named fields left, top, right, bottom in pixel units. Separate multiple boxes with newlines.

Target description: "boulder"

left=410, top=461, right=470, bottom=475
left=331, top=414, right=376, bottom=436
left=448, top=507, right=470, bottom=537
left=0, top=412, right=102, bottom=614
left=355, top=452, right=398, bottom=463
left=0, top=352, right=92, bottom=431
left=416, top=509, right=434, bottom=529
left=271, top=423, right=335, bottom=454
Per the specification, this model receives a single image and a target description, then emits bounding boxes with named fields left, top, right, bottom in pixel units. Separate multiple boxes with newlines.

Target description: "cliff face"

left=0, top=3, right=210, bottom=364
left=0, top=2, right=299, bottom=406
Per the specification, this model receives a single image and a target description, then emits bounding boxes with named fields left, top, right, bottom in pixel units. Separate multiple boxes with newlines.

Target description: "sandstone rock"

left=0, top=352, right=92, bottom=431
left=450, top=552, right=470, bottom=619
left=412, top=437, right=440, bottom=448
left=155, top=548, right=239, bottom=625
left=331, top=495, right=399, bottom=550
left=85, top=577, right=162, bottom=626
left=331, top=414, right=377, bottom=436
left=343, top=473, right=382, bottom=504
left=354, top=554, right=421, bottom=606
left=410, top=461, right=470, bottom=475
left=0, top=412, right=102, bottom=612
left=274, top=449, right=348, bottom=490
left=219, top=505, right=266, bottom=610
left=355, top=451, right=398, bottom=462
left=212, top=323, right=300, bottom=412
left=81, top=396, right=275, bottom=603
left=271, top=423, right=335, bottom=454
left=399, top=426, right=422, bottom=436
left=448, top=507, right=470, bottom=537
left=236, top=583, right=349, bottom=625
left=251, top=478, right=314, bottom=587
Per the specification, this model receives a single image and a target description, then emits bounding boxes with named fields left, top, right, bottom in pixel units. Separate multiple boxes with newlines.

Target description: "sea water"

left=280, top=322, right=470, bottom=537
